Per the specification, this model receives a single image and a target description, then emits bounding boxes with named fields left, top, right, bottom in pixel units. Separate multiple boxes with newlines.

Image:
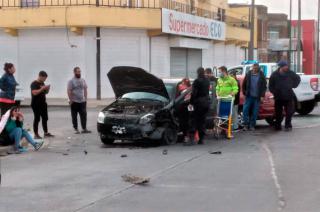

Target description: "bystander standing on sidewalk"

left=242, top=63, right=267, bottom=131
left=0, top=63, right=18, bottom=116
left=31, top=71, right=54, bottom=139
left=67, top=67, right=91, bottom=134
left=269, top=61, right=301, bottom=131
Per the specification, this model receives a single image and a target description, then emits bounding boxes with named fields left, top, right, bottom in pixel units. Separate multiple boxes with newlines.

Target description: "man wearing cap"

left=269, top=61, right=301, bottom=131
left=242, top=63, right=267, bottom=131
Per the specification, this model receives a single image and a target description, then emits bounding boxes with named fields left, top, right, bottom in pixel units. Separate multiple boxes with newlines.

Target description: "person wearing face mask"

left=0, top=63, right=18, bottom=116
left=31, top=71, right=54, bottom=139
left=269, top=61, right=301, bottom=131
left=67, top=67, right=91, bottom=134
left=216, top=66, right=238, bottom=98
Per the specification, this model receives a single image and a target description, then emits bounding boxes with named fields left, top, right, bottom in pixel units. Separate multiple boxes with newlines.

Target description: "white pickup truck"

left=228, top=63, right=320, bottom=115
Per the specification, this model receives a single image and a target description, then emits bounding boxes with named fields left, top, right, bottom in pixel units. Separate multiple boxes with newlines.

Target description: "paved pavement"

left=0, top=106, right=320, bottom=212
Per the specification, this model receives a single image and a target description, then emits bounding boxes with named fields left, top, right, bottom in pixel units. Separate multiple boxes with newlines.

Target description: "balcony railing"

left=0, top=0, right=249, bottom=29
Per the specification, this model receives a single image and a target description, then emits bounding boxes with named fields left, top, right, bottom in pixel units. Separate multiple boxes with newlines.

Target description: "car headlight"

left=97, top=112, right=106, bottom=124
left=139, top=113, right=155, bottom=125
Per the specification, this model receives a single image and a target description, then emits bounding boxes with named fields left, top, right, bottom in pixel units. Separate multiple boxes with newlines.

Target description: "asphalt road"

left=1, top=106, right=320, bottom=212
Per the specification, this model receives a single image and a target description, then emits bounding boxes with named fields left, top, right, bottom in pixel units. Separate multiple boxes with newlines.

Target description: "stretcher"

left=213, top=96, right=234, bottom=139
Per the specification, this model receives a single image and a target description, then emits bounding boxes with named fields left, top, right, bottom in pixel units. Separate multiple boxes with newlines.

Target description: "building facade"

left=229, top=4, right=268, bottom=62
left=291, top=20, right=318, bottom=74
left=267, top=13, right=290, bottom=62
left=0, top=0, right=250, bottom=99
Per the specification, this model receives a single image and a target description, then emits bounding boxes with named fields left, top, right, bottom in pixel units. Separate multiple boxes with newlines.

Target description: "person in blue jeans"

left=242, top=63, right=267, bottom=131
left=5, top=107, right=44, bottom=153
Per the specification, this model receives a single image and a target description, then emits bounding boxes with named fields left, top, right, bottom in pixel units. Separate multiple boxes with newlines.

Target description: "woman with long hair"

left=5, top=107, right=44, bottom=153
left=0, top=63, right=18, bottom=116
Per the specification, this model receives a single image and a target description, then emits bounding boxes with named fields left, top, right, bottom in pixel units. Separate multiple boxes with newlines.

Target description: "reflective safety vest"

left=216, top=76, right=239, bottom=97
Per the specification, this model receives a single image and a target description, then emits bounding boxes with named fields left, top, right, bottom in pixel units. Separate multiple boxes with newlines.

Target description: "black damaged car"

left=97, top=66, right=190, bottom=145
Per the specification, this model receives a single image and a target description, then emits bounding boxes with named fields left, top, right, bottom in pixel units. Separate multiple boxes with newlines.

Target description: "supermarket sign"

left=162, top=8, right=226, bottom=41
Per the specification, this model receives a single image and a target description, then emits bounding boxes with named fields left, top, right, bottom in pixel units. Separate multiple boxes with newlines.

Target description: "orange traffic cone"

left=194, top=130, right=200, bottom=143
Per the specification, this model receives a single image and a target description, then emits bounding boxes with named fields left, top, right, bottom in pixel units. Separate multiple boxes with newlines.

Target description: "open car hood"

left=108, top=66, right=170, bottom=99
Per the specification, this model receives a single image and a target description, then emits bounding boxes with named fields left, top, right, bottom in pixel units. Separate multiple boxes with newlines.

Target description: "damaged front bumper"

left=97, top=122, right=164, bottom=141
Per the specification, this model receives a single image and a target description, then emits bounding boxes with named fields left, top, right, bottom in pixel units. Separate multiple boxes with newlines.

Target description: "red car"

left=237, top=76, right=275, bottom=125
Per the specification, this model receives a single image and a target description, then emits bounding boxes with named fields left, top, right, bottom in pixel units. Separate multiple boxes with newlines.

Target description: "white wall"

left=83, top=28, right=97, bottom=99
left=0, top=31, right=19, bottom=78
left=1, top=28, right=89, bottom=99
left=0, top=28, right=248, bottom=99
left=100, top=29, right=149, bottom=98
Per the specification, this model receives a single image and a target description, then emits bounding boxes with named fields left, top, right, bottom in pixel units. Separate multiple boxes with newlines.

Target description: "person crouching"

left=5, top=107, right=44, bottom=153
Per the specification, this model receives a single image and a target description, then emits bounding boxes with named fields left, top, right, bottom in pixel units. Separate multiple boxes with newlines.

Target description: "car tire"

left=100, top=136, right=115, bottom=145
left=161, top=126, right=178, bottom=145
left=296, top=100, right=315, bottom=115
left=265, top=117, right=276, bottom=126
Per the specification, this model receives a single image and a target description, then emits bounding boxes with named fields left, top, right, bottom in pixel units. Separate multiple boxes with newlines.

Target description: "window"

left=268, top=26, right=280, bottom=40
left=229, top=67, right=244, bottom=75
left=21, top=0, right=39, bottom=7
left=268, top=31, right=280, bottom=40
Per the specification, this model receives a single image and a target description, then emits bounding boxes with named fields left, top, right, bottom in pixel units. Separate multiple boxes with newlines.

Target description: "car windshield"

left=121, top=92, right=169, bottom=103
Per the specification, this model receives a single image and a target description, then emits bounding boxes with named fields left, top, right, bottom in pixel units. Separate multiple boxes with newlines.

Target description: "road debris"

left=84, top=150, right=88, bottom=155
left=121, top=154, right=128, bottom=158
left=62, top=153, right=69, bottom=156
left=209, top=151, right=222, bottom=155
left=121, top=174, right=150, bottom=185
left=162, top=149, right=168, bottom=155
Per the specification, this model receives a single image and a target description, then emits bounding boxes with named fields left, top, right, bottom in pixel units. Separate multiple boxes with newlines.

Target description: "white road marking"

left=262, top=142, right=286, bottom=211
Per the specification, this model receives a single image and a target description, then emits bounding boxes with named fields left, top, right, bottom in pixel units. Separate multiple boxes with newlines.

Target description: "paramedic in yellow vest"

left=216, top=66, right=239, bottom=133
left=216, top=66, right=239, bottom=98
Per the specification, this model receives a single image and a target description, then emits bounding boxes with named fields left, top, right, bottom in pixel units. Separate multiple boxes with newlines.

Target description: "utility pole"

left=248, top=0, right=255, bottom=60
left=288, top=0, right=292, bottom=70
left=316, top=0, right=320, bottom=74
left=297, top=0, right=302, bottom=73
left=96, top=0, right=101, bottom=100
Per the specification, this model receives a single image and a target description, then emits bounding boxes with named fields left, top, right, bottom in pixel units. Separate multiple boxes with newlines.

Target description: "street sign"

left=162, top=8, right=226, bottom=41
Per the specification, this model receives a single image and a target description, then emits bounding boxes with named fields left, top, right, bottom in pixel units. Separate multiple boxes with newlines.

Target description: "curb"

left=0, top=146, right=11, bottom=157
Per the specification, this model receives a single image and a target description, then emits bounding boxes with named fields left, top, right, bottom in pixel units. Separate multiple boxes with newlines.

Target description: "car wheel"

left=161, top=127, right=178, bottom=145
left=100, top=135, right=115, bottom=145
left=265, top=117, right=276, bottom=126
left=296, top=100, right=315, bottom=115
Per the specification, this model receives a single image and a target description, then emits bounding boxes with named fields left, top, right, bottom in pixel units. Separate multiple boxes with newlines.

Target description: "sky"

left=228, top=0, right=319, bottom=20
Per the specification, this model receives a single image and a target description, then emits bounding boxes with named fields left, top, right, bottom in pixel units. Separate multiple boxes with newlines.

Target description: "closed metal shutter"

left=187, top=49, right=202, bottom=79
left=170, top=48, right=187, bottom=78
left=170, top=48, right=202, bottom=79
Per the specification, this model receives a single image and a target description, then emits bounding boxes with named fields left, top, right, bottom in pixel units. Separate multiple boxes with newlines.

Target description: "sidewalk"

left=20, top=98, right=115, bottom=108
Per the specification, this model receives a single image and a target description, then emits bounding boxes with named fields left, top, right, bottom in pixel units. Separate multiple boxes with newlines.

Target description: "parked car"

left=97, top=66, right=191, bottom=145
left=229, top=62, right=320, bottom=115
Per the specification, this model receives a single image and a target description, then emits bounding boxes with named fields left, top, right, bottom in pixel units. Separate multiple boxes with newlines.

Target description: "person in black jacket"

left=188, top=67, right=210, bottom=145
left=242, top=63, right=267, bottom=131
left=269, top=61, right=301, bottom=131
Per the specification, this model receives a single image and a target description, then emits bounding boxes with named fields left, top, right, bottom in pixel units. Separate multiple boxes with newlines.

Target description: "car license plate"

left=112, top=126, right=127, bottom=135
